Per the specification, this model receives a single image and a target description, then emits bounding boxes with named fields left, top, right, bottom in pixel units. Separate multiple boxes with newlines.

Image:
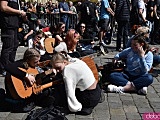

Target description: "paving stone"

left=110, top=115, right=127, bottom=120
left=0, top=112, right=10, bottom=117
left=6, top=113, right=26, bottom=120
left=148, top=98, right=160, bottom=102
left=146, top=93, right=160, bottom=98
left=123, top=106, right=138, bottom=113
left=150, top=102, right=160, bottom=108
left=110, top=108, right=125, bottom=116
left=155, top=88, right=160, bottom=93
left=108, top=102, right=123, bottom=108
left=66, top=114, right=75, bottom=120
left=107, top=97, right=121, bottom=103
left=126, top=113, right=141, bottom=120
left=121, top=100, right=135, bottom=106
left=137, top=107, right=154, bottom=114
left=148, top=85, right=157, bottom=93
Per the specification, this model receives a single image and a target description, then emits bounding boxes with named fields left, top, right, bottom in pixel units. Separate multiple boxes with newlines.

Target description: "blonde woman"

left=50, top=52, right=101, bottom=115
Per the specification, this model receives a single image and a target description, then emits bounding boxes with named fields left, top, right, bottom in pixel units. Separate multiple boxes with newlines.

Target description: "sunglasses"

left=37, top=36, right=42, bottom=39
left=61, top=26, right=65, bottom=28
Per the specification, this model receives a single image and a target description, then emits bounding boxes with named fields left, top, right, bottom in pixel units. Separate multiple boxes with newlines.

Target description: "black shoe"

left=76, top=107, right=93, bottom=115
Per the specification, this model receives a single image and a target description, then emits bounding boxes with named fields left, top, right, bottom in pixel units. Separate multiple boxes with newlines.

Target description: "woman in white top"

left=50, top=52, right=101, bottom=115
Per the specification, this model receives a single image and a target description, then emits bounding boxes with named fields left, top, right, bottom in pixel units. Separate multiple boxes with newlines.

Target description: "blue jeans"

left=109, top=72, right=153, bottom=90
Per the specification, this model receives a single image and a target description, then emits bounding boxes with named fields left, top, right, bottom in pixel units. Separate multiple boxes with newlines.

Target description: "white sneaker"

left=138, top=87, right=147, bottom=95
left=100, top=45, right=107, bottom=55
left=100, top=41, right=108, bottom=47
left=108, top=85, right=124, bottom=94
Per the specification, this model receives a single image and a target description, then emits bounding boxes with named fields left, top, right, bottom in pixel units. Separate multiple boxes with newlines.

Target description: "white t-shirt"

left=54, top=42, right=68, bottom=53
left=28, top=37, right=46, bottom=55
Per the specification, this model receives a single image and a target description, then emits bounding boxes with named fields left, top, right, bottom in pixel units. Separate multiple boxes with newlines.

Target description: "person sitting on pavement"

left=126, top=26, right=160, bottom=68
left=108, top=35, right=153, bottom=95
left=126, top=26, right=150, bottom=48
left=50, top=52, right=101, bottom=115
left=76, top=23, right=96, bottom=56
left=18, top=14, right=34, bottom=46
left=54, top=29, right=81, bottom=58
left=52, top=22, right=66, bottom=46
left=28, top=30, right=52, bottom=61
left=4, top=48, right=55, bottom=112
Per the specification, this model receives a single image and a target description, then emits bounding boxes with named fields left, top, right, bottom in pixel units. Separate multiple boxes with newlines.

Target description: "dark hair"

left=133, top=35, right=150, bottom=54
left=55, top=22, right=65, bottom=32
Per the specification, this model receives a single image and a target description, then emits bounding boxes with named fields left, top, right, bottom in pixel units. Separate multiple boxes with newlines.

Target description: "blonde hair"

left=23, top=48, right=40, bottom=61
left=50, top=52, right=68, bottom=67
left=136, top=26, right=150, bottom=35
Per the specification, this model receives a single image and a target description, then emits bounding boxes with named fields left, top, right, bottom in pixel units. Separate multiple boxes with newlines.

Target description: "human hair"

left=63, top=29, right=79, bottom=51
left=23, top=48, right=40, bottom=62
left=50, top=52, right=68, bottom=67
left=136, top=26, right=150, bottom=35
left=133, top=35, right=150, bottom=54
left=55, top=22, right=65, bottom=32
left=34, top=30, right=44, bottom=37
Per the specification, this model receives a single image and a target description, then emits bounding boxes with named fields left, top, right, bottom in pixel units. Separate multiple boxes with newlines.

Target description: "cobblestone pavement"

left=0, top=40, right=160, bottom=120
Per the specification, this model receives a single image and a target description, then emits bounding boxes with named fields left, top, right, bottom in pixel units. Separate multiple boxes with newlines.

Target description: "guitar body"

left=81, top=56, right=99, bottom=82
left=5, top=68, right=39, bottom=99
left=44, top=38, right=55, bottom=54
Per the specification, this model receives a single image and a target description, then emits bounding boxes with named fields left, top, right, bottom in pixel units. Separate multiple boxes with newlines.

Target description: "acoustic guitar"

left=44, top=38, right=55, bottom=54
left=5, top=67, right=61, bottom=99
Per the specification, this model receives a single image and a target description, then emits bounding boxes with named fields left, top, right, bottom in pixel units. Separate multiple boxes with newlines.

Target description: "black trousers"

left=116, top=20, right=129, bottom=50
left=0, top=28, right=19, bottom=70
left=151, top=18, right=160, bottom=43
left=53, top=83, right=101, bottom=110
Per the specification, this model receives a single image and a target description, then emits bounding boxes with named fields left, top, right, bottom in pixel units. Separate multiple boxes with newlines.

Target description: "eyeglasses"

left=80, top=26, right=85, bottom=28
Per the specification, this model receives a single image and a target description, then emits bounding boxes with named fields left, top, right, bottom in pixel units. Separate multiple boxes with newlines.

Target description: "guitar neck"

left=33, top=79, right=63, bottom=95
left=41, top=80, right=62, bottom=89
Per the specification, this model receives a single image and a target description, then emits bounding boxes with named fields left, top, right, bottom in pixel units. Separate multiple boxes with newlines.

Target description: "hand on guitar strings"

left=26, top=74, right=36, bottom=86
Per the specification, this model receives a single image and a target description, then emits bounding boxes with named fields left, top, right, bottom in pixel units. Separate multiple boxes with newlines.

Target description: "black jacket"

left=115, top=0, right=130, bottom=21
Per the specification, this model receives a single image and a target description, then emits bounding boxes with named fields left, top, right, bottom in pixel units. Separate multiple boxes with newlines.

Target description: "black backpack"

left=26, top=106, right=68, bottom=120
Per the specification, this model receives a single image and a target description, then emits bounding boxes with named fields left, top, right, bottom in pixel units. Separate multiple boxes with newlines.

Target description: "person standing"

left=99, top=0, right=114, bottom=46
left=0, top=0, right=26, bottom=75
left=115, top=0, right=130, bottom=51
left=59, top=0, right=72, bottom=32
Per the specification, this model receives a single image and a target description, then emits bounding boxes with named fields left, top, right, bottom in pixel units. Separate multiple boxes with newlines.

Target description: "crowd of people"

left=0, top=0, right=160, bottom=116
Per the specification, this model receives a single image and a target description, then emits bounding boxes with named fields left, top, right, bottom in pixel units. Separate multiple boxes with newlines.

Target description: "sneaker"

left=100, top=41, right=108, bottom=47
left=100, top=45, right=107, bottom=55
left=138, top=87, right=147, bottom=95
left=108, top=85, right=124, bottom=94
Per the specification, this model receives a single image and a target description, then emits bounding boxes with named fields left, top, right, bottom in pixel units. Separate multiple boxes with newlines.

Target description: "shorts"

left=99, top=18, right=109, bottom=31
